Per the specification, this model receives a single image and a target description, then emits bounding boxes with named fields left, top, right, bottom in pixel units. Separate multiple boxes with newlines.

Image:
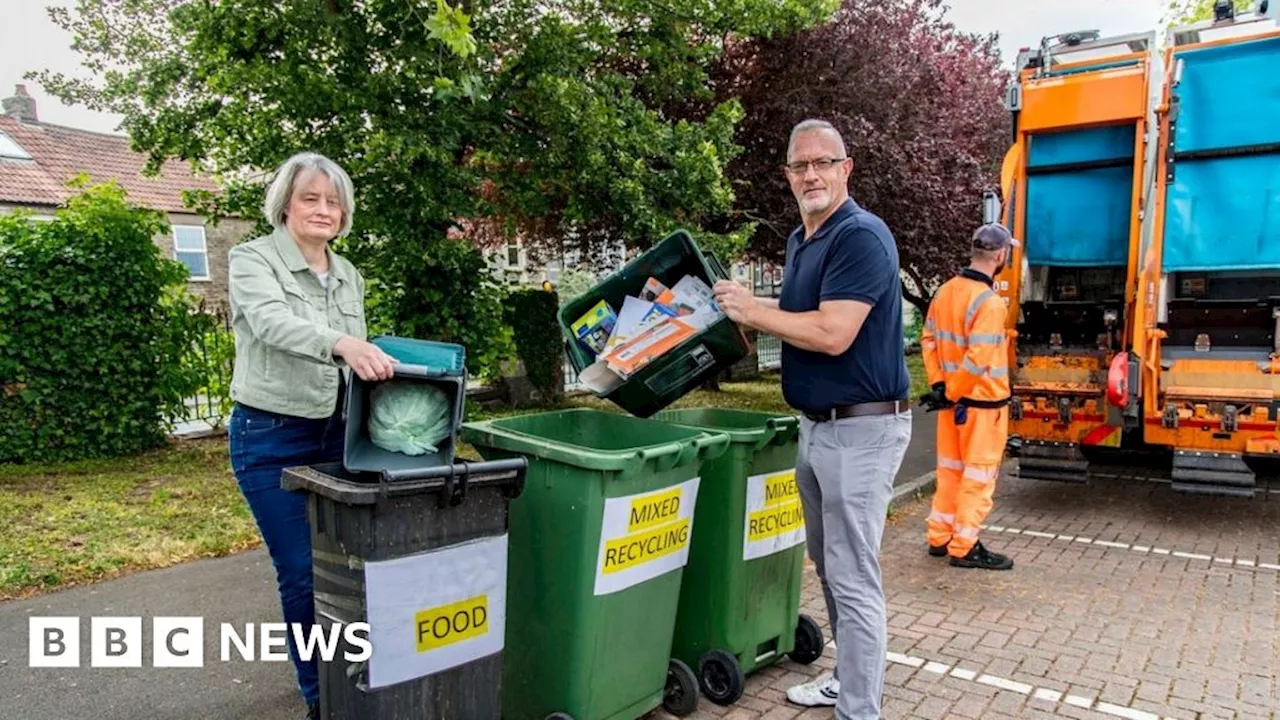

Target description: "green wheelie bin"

left=459, top=408, right=730, bottom=720
left=651, top=408, right=825, bottom=706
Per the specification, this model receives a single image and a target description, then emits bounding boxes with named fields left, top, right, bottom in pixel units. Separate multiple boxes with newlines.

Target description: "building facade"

left=0, top=85, right=252, bottom=311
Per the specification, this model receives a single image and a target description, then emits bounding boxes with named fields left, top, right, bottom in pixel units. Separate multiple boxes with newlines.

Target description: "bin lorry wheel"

left=788, top=614, right=825, bottom=665
left=544, top=714, right=574, bottom=720
left=698, top=649, right=745, bottom=705
left=663, top=658, right=700, bottom=716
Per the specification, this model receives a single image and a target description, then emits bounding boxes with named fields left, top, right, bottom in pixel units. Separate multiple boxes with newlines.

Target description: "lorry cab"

left=993, top=29, right=1159, bottom=482
left=1133, top=3, right=1280, bottom=496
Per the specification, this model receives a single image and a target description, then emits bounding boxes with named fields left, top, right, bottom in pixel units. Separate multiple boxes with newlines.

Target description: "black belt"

left=959, top=397, right=1009, bottom=409
left=804, top=399, right=910, bottom=423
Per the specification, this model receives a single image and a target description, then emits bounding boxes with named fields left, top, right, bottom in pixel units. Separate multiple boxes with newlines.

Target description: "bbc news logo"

left=29, top=617, right=371, bottom=668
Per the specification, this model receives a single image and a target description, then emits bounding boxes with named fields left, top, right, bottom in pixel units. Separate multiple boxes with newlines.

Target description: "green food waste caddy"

left=651, top=408, right=825, bottom=705
left=460, top=408, right=730, bottom=720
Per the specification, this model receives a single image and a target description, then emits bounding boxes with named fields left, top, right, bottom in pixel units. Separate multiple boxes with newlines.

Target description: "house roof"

left=0, top=114, right=220, bottom=214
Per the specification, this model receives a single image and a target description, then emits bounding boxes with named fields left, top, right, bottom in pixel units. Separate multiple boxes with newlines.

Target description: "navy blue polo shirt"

left=778, top=198, right=909, bottom=414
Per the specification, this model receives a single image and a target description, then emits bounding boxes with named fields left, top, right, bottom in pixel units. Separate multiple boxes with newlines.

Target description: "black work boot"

left=949, top=541, right=1013, bottom=570
left=928, top=543, right=948, bottom=557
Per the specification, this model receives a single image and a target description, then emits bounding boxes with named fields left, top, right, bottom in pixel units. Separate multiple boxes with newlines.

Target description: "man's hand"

left=917, top=382, right=952, bottom=412
left=713, top=280, right=758, bottom=327
left=334, top=336, right=397, bottom=382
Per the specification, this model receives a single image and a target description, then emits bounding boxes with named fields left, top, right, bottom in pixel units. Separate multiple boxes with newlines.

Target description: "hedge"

left=0, top=182, right=208, bottom=463
left=502, top=288, right=564, bottom=403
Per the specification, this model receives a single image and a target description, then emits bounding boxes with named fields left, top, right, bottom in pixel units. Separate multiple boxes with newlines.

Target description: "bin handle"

left=706, top=251, right=730, bottom=282
left=694, top=432, right=730, bottom=463
left=768, top=415, right=800, bottom=447
left=643, top=442, right=685, bottom=474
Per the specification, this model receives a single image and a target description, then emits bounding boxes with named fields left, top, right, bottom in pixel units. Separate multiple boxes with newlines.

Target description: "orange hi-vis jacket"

left=920, top=269, right=1012, bottom=405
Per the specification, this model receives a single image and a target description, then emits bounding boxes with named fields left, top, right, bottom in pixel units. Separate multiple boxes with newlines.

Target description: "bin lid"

left=652, top=407, right=800, bottom=447
left=373, top=335, right=466, bottom=377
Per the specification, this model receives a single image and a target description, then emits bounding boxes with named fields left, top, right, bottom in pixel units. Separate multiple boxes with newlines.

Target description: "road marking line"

left=978, top=525, right=1278, bottom=573
left=977, top=674, right=1032, bottom=694
left=1096, top=701, right=1160, bottom=720
left=1034, top=688, right=1063, bottom=702
left=883, top=647, right=1166, bottom=719
left=886, top=651, right=924, bottom=668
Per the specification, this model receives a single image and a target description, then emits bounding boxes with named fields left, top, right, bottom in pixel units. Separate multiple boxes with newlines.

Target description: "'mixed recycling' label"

left=594, top=477, right=700, bottom=596
left=363, top=534, right=506, bottom=689
left=743, top=469, right=805, bottom=560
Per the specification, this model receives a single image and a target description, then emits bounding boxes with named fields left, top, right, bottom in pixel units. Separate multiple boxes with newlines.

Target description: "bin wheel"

left=698, top=649, right=745, bottom=706
left=544, top=714, right=574, bottom=720
left=788, top=614, right=825, bottom=665
left=663, top=658, right=699, bottom=716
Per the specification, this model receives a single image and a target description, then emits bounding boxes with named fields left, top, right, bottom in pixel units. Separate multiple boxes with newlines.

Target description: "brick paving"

left=651, top=468, right=1280, bottom=719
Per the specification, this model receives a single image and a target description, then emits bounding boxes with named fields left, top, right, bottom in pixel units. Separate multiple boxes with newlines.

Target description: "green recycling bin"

left=651, top=408, right=826, bottom=706
left=459, top=408, right=730, bottom=720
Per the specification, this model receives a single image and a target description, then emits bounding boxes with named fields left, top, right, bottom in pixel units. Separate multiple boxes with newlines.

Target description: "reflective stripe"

left=925, top=317, right=936, bottom=331
left=935, top=329, right=967, bottom=347
left=938, top=457, right=964, bottom=470
left=965, top=289, right=995, bottom=326
left=961, top=358, right=1009, bottom=378
left=942, top=361, right=960, bottom=372
left=968, top=333, right=1004, bottom=345
left=962, top=466, right=999, bottom=484
left=927, top=510, right=955, bottom=525
left=956, top=526, right=981, bottom=539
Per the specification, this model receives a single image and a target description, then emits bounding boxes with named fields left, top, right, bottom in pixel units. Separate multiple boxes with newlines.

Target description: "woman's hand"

left=334, top=336, right=397, bottom=381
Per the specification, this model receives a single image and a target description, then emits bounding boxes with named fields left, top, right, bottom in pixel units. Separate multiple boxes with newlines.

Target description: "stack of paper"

left=570, top=274, right=726, bottom=394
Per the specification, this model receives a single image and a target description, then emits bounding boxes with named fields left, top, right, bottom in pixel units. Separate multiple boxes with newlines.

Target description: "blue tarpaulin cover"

left=1162, top=36, right=1280, bottom=271
left=1025, top=125, right=1136, bottom=267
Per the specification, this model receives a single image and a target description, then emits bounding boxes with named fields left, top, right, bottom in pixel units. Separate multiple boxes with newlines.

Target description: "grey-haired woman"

left=226, top=152, right=394, bottom=718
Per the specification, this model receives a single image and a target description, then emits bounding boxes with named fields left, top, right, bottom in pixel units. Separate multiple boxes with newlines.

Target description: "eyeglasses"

left=783, top=157, right=848, bottom=174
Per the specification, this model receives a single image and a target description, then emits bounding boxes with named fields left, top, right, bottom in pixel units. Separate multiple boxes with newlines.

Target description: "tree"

left=36, top=0, right=835, bottom=378
left=706, top=0, right=1010, bottom=314
left=1164, top=0, right=1255, bottom=24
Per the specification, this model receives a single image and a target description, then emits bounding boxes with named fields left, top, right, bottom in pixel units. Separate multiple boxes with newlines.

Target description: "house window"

left=506, top=240, right=520, bottom=266
left=172, top=225, right=210, bottom=281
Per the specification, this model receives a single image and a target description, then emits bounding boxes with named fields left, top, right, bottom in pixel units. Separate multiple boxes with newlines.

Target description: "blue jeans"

left=228, top=403, right=344, bottom=706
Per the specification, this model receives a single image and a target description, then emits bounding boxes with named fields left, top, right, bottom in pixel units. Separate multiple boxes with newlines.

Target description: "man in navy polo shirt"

left=714, top=119, right=912, bottom=719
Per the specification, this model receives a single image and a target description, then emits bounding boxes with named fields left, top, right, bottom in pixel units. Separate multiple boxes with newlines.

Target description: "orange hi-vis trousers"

left=927, top=405, right=1009, bottom=558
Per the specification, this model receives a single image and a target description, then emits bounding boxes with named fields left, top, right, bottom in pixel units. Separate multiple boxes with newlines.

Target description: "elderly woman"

left=227, top=152, right=394, bottom=718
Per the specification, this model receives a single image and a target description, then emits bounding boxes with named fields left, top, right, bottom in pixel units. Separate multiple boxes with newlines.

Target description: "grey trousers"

left=796, top=410, right=912, bottom=720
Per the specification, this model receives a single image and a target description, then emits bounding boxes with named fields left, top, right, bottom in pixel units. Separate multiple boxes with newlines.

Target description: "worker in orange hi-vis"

left=917, top=223, right=1017, bottom=570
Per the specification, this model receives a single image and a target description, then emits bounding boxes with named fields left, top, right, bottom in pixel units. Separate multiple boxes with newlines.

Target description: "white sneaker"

left=786, top=672, right=839, bottom=707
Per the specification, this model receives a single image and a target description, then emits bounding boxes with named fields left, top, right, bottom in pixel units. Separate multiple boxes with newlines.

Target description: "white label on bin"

left=362, top=534, right=507, bottom=689
left=743, top=469, right=805, bottom=561
left=593, top=477, right=700, bottom=596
